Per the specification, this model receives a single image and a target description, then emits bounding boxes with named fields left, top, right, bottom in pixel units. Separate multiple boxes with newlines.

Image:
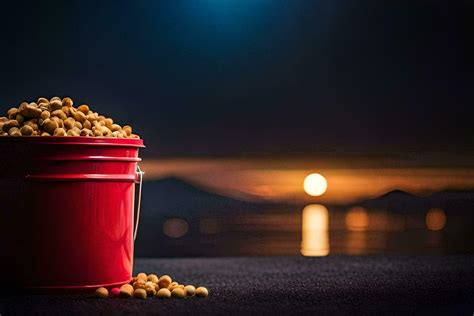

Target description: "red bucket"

left=0, top=137, right=144, bottom=290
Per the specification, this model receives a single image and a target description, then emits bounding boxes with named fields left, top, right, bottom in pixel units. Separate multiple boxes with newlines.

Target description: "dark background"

left=0, top=5, right=474, bottom=313
left=1, top=0, right=472, bottom=157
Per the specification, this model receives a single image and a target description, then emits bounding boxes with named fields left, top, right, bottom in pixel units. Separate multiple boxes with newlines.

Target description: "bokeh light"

left=163, top=218, right=189, bottom=238
left=303, top=173, right=328, bottom=196
left=345, top=207, right=369, bottom=232
left=426, top=208, right=446, bottom=231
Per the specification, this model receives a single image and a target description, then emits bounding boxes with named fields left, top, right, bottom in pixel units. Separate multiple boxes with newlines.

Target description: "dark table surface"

left=1, top=255, right=474, bottom=315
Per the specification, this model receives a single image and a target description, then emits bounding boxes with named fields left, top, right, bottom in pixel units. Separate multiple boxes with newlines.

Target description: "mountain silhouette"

left=376, top=189, right=418, bottom=200
left=359, top=189, right=474, bottom=211
left=140, top=177, right=267, bottom=219
left=363, top=189, right=419, bottom=203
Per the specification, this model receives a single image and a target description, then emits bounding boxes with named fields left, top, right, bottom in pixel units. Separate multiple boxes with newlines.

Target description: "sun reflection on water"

left=301, top=204, right=329, bottom=257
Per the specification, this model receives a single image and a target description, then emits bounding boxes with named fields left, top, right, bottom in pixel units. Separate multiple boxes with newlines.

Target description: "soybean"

left=20, top=125, right=33, bottom=136
left=0, top=96, right=140, bottom=139
left=78, top=104, right=89, bottom=114
left=51, top=110, right=67, bottom=120
left=43, top=118, right=58, bottom=134
left=136, top=272, right=148, bottom=281
left=2, top=120, right=19, bottom=132
left=145, top=281, right=157, bottom=296
left=40, top=111, right=50, bottom=120
left=54, top=128, right=66, bottom=136
left=64, top=118, right=75, bottom=130
left=95, top=287, right=109, bottom=299
left=120, top=284, right=134, bottom=298
left=37, top=97, right=49, bottom=105
left=147, top=274, right=159, bottom=284
left=195, top=287, right=209, bottom=298
left=156, top=288, right=171, bottom=299
left=158, top=275, right=172, bottom=289
left=94, top=273, right=209, bottom=301
left=62, top=97, right=73, bottom=107
left=133, top=288, right=147, bottom=299
left=66, top=129, right=79, bottom=136
left=133, top=279, right=146, bottom=290
left=7, top=108, right=18, bottom=119
left=171, top=288, right=186, bottom=299
left=185, top=285, right=196, bottom=297
left=9, top=127, right=21, bottom=136
left=50, top=99, right=63, bottom=111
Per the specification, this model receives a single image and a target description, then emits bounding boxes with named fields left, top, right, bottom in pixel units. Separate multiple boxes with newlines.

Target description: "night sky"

left=1, top=0, right=472, bottom=157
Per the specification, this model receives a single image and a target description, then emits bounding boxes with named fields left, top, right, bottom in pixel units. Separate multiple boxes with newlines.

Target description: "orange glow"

left=163, top=218, right=189, bottom=238
left=141, top=158, right=474, bottom=204
left=301, top=204, right=329, bottom=256
left=426, top=208, right=446, bottom=231
left=345, top=207, right=369, bottom=231
left=303, top=173, right=328, bottom=196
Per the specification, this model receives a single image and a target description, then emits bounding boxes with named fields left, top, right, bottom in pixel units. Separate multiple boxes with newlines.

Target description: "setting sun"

left=303, top=173, right=328, bottom=196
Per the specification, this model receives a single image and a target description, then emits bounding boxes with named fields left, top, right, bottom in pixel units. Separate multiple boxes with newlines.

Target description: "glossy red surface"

left=0, top=137, right=144, bottom=289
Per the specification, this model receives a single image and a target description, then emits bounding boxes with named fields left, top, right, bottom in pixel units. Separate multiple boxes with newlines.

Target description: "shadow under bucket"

left=0, top=137, right=145, bottom=290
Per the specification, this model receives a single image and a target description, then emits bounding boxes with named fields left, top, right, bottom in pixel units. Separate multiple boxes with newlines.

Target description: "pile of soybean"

left=95, top=273, right=209, bottom=300
left=0, top=96, right=139, bottom=138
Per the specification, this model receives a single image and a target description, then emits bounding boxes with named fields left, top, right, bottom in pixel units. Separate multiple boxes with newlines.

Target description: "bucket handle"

left=134, top=165, right=144, bottom=241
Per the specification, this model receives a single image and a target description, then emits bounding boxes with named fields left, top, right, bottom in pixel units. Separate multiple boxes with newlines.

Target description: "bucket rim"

left=0, top=136, right=144, bottom=147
